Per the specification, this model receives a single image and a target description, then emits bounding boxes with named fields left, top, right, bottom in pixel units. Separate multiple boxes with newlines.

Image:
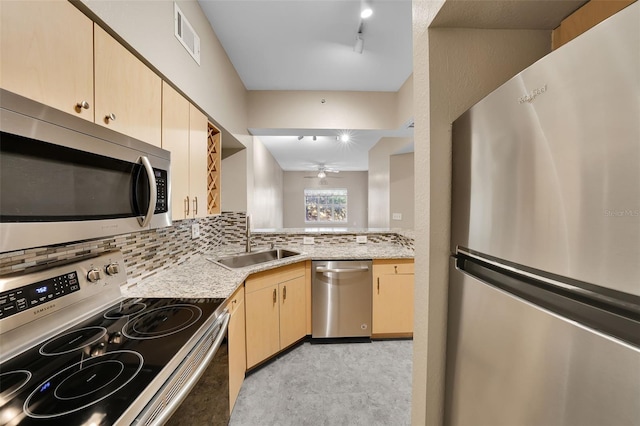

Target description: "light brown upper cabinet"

left=552, top=0, right=636, bottom=50
left=162, top=82, right=209, bottom=219
left=372, top=259, right=414, bottom=337
left=94, top=25, right=162, bottom=147
left=0, top=0, right=94, bottom=121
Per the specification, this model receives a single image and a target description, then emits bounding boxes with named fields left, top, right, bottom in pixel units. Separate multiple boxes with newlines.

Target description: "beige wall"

left=368, top=137, right=413, bottom=228
left=390, top=153, right=415, bottom=229
left=411, top=7, right=552, bottom=424
left=397, top=74, right=414, bottom=127
left=248, top=90, right=401, bottom=130
left=251, top=137, right=284, bottom=229
left=283, top=171, right=368, bottom=229
left=221, top=149, right=247, bottom=212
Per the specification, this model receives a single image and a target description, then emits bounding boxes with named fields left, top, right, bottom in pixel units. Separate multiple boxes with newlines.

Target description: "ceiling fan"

left=304, top=166, right=341, bottom=179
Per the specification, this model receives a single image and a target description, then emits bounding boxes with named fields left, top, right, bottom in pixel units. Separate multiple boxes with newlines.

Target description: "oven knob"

left=105, top=263, right=120, bottom=276
left=90, top=342, right=106, bottom=357
left=87, top=268, right=102, bottom=283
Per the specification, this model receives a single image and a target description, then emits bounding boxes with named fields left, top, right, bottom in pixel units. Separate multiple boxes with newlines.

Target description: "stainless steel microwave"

left=0, top=89, right=171, bottom=253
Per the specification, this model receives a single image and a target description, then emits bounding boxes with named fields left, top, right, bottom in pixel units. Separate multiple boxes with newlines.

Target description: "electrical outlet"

left=392, top=213, right=402, bottom=221
left=356, top=235, right=367, bottom=244
left=303, top=236, right=315, bottom=245
left=191, top=223, right=200, bottom=239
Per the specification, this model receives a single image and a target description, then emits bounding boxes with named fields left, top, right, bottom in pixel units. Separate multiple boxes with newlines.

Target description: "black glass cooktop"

left=0, top=297, right=225, bottom=425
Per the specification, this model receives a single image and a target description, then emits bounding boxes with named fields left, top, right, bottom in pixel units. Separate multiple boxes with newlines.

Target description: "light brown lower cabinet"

left=372, top=259, right=414, bottom=337
left=245, top=262, right=307, bottom=369
left=227, top=284, right=245, bottom=412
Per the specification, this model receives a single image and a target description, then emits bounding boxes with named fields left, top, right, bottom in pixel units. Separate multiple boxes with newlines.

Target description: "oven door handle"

left=151, top=311, right=230, bottom=425
left=137, top=155, right=157, bottom=228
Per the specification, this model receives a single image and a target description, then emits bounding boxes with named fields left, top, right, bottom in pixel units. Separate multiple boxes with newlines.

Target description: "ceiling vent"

left=174, top=3, right=201, bottom=65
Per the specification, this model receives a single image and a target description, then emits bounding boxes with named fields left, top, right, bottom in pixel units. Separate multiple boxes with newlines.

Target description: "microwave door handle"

left=137, top=156, right=157, bottom=228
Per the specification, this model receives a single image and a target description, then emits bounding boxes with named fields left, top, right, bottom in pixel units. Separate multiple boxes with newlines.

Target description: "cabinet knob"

left=105, top=113, right=116, bottom=122
left=394, top=265, right=398, bottom=274
left=76, top=100, right=90, bottom=110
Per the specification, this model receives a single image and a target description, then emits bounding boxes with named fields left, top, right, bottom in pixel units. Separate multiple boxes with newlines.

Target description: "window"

left=304, top=189, right=347, bottom=223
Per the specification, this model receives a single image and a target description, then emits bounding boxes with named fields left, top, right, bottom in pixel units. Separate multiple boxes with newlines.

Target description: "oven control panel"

left=0, top=271, right=81, bottom=320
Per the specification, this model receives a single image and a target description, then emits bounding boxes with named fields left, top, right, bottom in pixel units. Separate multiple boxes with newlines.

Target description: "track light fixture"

left=354, top=33, right=364, bottom=54
left=361, top=0, right=373, bottom=19
left=297, top=136, right=304, bottom=140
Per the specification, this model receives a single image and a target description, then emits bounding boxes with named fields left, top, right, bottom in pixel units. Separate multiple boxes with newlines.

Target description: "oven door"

left=0, top=89, right=171, bottom=252
left=133, top=312, right=231, bottom=426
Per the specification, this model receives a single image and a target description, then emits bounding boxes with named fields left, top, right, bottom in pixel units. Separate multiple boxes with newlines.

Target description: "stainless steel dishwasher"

left=312, top=260, right=373, bottom=338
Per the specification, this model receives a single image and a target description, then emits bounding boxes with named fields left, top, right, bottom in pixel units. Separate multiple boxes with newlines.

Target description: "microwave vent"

left=174, top=3, right=201, bottom=65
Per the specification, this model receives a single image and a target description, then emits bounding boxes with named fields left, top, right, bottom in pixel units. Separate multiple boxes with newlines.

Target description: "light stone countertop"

left=122, top=242, right=413, bottom=300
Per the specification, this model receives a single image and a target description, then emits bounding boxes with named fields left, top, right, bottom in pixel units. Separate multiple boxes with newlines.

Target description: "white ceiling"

left=198, top=0, right=414, bottom=172
left=198, top=0, right=413, bottom=92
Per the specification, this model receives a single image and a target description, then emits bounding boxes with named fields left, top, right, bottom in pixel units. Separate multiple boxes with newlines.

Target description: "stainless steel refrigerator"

left=446, top=3, right=640, bottom=425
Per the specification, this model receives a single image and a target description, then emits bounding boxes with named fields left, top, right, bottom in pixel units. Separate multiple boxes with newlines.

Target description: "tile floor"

left=229, top=339, right=413, bottom=426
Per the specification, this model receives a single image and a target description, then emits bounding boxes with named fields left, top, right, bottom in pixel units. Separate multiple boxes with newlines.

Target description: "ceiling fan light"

left=318, top=171, right=327, bottom=179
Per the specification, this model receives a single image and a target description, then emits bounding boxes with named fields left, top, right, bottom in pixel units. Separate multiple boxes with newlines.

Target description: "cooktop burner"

left=122, top=304, right=203, bottom=339
left=24, top=351, right=143, bottom=419
left=0, top=370, right=32, bottom=401
left=0, top=297, right=225, bottom=425
left=39, top=327, right=107, bottom=356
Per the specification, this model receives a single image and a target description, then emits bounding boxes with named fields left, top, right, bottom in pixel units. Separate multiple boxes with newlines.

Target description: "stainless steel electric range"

left=0, top=251, right=229, bottom=425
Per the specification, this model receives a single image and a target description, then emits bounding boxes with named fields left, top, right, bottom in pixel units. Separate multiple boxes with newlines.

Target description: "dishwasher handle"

left=316, top=266, right=370, bottom=273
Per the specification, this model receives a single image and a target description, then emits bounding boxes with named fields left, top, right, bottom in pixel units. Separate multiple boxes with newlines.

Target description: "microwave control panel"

left=154, top=169, right=168, bottom=214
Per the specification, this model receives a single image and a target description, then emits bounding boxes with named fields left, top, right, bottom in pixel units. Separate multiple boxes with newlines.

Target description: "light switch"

left=392, top=213, right=402, bottom=221
left=303, top=236, right=315, bottom=245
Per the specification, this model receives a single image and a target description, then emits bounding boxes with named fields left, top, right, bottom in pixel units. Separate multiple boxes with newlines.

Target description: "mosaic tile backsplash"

left=0, top=211, right=413, bottom=285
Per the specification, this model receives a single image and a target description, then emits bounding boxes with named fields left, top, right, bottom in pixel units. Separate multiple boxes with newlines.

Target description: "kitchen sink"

left=209, top=248, right=301, bottom=269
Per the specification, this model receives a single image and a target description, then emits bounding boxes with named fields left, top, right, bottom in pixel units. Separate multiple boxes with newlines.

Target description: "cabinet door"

left=279, top=275, right=307, bottom=349
left=228, top=292, right=246, bottom=413
left=94, top=25, right=162, bottom=146
left=245, top=285, right=280, bottom=368
left=161, top=82, right=190, bottom=220
left=189, top=104, right=208, bottom=218
left=373, top=273, right=414, bottom=335
left=0, top=1, right=93, bottom=120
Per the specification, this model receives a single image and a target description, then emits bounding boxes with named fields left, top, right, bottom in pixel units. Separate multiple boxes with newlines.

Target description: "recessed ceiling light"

left=339, top=133, right=350, bottom=143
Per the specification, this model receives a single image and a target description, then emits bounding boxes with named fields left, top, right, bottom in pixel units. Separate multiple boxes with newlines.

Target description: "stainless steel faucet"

left=245, top=215, right=251, bottom=253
